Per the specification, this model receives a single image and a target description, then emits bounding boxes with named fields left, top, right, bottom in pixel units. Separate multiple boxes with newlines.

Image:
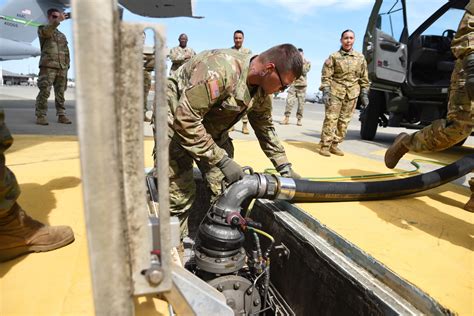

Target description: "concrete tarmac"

left=2, top=84, right=472, bottom=183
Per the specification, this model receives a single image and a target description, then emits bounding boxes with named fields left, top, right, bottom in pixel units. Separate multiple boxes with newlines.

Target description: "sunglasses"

left=274, top=66, right=289, bottom=92
left=51, top=14, right=60, bottom=19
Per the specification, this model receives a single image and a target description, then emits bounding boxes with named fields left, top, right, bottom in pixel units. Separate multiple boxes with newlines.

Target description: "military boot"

left=384, top=133, right=410, bottom=169
left=464, top=179, right=474, bottom=212
left=58, top=115, right=72, bottom=124
left=464, top=197, right=474, bottom=212
left=0, top=203, right=75, bottom=262
left=280, top=116, right=289, bottom=125
left=36, top=116, right=49, bottom=126
left=297, top=118, right=302, bottom=126
left=330, top=144, right=344, bottom=156
left=144, top=112, right=152, bottom=122
left=319, top=145, right=331, bottom=157
left=242, top=122, right=249, bottom=134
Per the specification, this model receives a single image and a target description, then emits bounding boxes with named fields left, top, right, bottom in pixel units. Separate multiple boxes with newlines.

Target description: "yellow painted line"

left=0, top=136, right=472, bottom=315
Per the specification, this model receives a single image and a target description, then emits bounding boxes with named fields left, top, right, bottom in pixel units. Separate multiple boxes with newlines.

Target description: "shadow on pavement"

left=17, top=176, right=82, bottom=225
left=337, top=168, right=472, bottom=250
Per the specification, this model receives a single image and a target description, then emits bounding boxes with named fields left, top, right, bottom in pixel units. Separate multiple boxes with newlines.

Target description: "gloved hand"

left=216, top=156, right=245, bottom=184
left=360, top=88, right=369, bottom=109
left=276, top=163, right=301, bottom=179
left=322, top=87, right=331, bottom=106
left=463, top=53, right=474, bottom=100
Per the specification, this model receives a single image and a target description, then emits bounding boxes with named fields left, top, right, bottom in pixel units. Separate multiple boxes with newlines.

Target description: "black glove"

left=276, top=163, right=301, bottom=179
left=463, top=53, right=474, bottom=100
left=216, top=156, right=245, bottom=184
left=322, top=87, right=331, bottom=106
left=360, top=88, right=369, bottom=109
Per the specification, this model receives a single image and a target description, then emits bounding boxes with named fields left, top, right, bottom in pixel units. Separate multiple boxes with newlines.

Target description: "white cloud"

left=258, top=0, right=372, bottom=16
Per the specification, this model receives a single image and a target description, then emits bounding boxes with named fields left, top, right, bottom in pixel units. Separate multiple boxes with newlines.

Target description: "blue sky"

left=0, top=0, right=463, bottom=93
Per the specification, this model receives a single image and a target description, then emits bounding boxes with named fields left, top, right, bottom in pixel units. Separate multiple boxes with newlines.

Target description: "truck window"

left=421, top=8, right=464, bottom=37
left=379, top=0, right=404, bottom=41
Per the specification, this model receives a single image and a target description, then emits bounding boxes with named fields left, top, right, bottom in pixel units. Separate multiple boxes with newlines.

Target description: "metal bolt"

left=215, top=258, right=222, bottom=263
left=253, top=299, right=260, bottom=306
left=233, top=282, right=240, bottom=290
left=226, top=298, right=236, bottom=308
left=217, top=284, right=224, bottom=292
left=246, top=288, right=253, bottom=295
left=147, top=268, right=163, bottom=285
left=199, top=253, right=205, bottom=259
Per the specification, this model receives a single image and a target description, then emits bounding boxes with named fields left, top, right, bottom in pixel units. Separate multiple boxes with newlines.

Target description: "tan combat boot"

left=330, top=144, right=344, bottom=156
left=464, top=179, right=474, bottom=212
left=144, top=112, right=152, bottom=122
left=242, top=122, right=249, bottom=134
left=0, top=203, right=75, bottom=262
left=58, top=115, right=72, bottom=124
left=36, top=116, right=49, bottom=125
left=319, top=145, right=331, bottom=157
left=384, top=133, right=410, bottom=169
left=297, top=118, right=302, bottom=126
left=280, top=116, right=289, bottom=125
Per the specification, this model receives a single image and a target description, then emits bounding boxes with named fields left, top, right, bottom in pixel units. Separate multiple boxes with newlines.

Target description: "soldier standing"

left=0, top=110, right=74, bottom=262
left=385, top=4, right=474, bottom=212
left=281, top=48, right=311, bottom=126
left=168, top=33, right=196, bottom=76
left=143, top=43, right=154, bottom=123
left=231, top=30, right=253, bottom=134
left=162, top=44, right=302, bottom=239
left=318, top=29, right=369, bottom=157
left=35, top=8, right=72, bottom=126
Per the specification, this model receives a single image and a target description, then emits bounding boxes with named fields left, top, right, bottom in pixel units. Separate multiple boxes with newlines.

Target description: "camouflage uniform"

left=384, top=6, right=474, bottom=212
left=169, top=46, right=196, bottom=76
left=231, top=46, right=253, bottom=126
left=404, top=8, right=474, bottom=152
left=165, top=49, right=290, bottom=238
left=231, top=46, right=252, bottom=55
left=35, top=21, right=70, bottom=117
left=319, top=49, right=369, bottom=148
left=143, top=52, right=155, bottom=114
left=0, top=110, right=20, bottom=217
left=285, top=58, right=311, bottom=119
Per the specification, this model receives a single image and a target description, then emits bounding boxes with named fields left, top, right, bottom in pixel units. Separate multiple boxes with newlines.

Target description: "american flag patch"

left=207, top=80, right=220, bottom=100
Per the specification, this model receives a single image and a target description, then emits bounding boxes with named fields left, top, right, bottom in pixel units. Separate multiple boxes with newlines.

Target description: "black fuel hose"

left=289, top=154, right=474, bottom=202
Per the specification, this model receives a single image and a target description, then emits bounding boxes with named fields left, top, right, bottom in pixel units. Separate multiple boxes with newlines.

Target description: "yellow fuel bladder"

left=233, top=140, right=473, bottom=316
left=0, top=136, right=472, bottom=315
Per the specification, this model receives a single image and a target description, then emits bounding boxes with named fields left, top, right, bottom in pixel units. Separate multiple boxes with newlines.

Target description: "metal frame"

left=72, top=1, right=233, bottom=314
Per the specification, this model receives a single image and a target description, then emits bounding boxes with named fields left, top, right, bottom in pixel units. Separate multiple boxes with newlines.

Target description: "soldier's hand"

left=322, top=88, right=331, bottom=106
left=216, top=156, right=245, bottom=184
left=276, top=163, right=301, bottom=179
left=464, top=53, right=474, bottom=100
left=360, top=89, right=369, bottom=109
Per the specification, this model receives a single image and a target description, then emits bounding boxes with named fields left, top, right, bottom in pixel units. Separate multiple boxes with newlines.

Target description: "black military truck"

left=360, top=0, right=468, bottom=140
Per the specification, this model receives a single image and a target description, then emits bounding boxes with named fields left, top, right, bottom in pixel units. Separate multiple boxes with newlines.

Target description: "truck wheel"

left=360, top=91, right=384, bottom=140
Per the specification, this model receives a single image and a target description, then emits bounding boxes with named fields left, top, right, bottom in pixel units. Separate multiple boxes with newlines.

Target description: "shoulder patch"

left=207, top=80, right=220, bottom=100
left=324, top=58, right=331, bottom=66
